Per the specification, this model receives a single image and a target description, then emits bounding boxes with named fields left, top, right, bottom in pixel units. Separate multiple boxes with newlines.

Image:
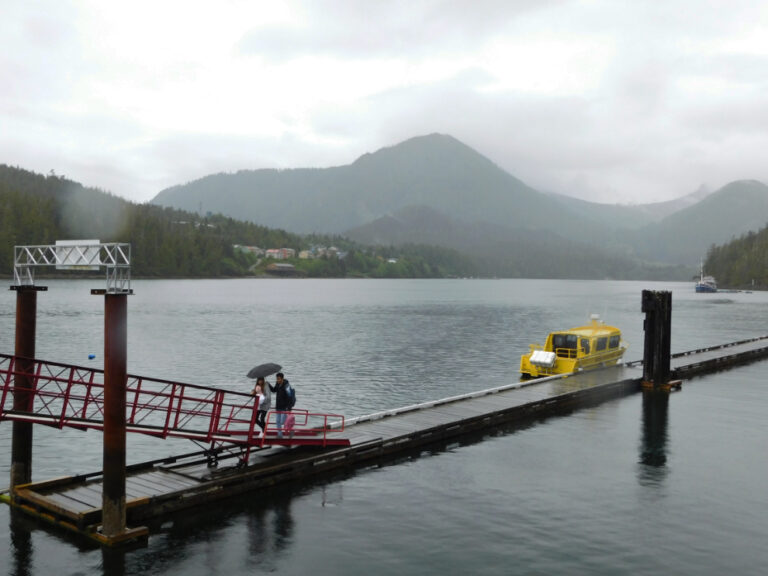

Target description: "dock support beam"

left=10, top=286, right=44, bottom=492
left=641, top=290, right=680, bottom=391
left=102, top=293, right=128, bottom=538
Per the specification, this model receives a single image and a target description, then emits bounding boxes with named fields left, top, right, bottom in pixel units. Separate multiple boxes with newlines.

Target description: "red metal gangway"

left=0, top=353, right=349, bottom=465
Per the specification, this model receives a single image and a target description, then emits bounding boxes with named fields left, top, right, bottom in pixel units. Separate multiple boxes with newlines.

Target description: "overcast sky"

left=3, top=1, right=768, bottom=205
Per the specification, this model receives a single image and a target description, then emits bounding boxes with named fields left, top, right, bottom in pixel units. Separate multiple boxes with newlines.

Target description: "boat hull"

left=520, top=347, right=626, bottom=378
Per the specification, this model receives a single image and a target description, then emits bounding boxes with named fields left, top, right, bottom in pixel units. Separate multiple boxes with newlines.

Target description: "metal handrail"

left=0, top=354, right=347, bottom=463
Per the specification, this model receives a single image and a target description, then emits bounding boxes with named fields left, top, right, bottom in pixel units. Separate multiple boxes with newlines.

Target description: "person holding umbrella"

left=247, top=363, right=281, bottom=435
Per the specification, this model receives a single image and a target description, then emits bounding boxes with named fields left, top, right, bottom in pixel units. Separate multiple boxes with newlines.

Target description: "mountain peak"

left=351, top=133, right=486, bottom=168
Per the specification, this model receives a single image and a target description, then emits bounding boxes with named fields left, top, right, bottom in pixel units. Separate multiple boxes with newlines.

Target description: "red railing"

left=260, top=409, right=346, bottom=445
left=0, top=354, right=348, bottom=463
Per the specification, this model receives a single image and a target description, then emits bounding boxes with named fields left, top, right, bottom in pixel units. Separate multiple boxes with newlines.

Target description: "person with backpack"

left=269, top=372, right=295, bottom=438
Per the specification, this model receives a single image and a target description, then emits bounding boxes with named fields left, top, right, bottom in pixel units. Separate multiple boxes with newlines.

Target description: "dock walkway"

left=5, top=334, right=768, bottom=540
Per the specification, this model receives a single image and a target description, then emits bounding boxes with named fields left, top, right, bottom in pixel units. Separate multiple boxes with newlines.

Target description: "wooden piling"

left=102, top=293, right=128, bottom=538
left=641, top=290, right=677, bottom=390
left=10, top=286, right=43, bottom=492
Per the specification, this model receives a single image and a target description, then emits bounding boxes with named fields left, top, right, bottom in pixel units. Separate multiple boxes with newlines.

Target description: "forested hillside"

left=151, top=133, right=768, bottom=273
left=0, top=165, right=293, bottom=276
left=152, top=134, right=638, bottom=244
left=346, top=205, right=690, bottom=280
left=0, top=164, right=695, bottom=280
left=705, top=225, right=768, bottom=289
left=0, top=165, right=475, bottom=278
left=629, top=180, right=768, bottom=265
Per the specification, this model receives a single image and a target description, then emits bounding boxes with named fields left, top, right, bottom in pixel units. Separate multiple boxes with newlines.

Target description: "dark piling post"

left=10, top=286, right=45, bottom=492
left=641, top=290, right=680, bottom=391
left=97, top=291, right=147, bottom=546
left=102, top=293, right=128, bottom=538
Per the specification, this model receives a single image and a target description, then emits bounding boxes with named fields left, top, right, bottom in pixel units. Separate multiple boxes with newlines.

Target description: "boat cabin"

left=520, top=316, right=626, bottom=378
left=549, top=332, right=622, bottom=359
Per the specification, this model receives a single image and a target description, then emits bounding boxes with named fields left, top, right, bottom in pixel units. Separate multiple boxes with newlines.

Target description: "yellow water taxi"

left=520, top=315, right=626, bottom=379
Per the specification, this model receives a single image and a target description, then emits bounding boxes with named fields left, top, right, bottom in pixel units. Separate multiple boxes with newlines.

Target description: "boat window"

left=609, top=335, right=620, bottom=348
left=596, top=337, right=607, bottom=351
left=552, top=334, right=578, bottom=349
left=580, top=338, right=590, bottom=354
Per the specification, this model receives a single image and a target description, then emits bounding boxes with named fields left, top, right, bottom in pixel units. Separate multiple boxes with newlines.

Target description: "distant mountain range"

left=152, top=133, right=768, bottom=269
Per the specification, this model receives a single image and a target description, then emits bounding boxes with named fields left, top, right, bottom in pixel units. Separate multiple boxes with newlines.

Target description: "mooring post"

left=641, top=290, right=680, bottom=391
left=102, top=293, right=128, bottom=537
left=10, top=286, right=44, bottom=492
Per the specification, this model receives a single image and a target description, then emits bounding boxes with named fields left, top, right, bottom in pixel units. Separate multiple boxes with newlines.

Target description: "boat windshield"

left=552, top=333, right=578, bottom=350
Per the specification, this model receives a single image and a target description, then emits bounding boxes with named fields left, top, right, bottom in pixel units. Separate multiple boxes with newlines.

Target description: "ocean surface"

left=1, top=279, right=767, bottom=575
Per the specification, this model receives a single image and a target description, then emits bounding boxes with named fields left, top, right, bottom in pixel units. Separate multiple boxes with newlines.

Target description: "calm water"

left=1, top=279, right=767, bottom=575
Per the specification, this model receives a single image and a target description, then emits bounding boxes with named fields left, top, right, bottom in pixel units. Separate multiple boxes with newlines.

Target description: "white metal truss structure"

left=14, top=243, right=131, bottom=293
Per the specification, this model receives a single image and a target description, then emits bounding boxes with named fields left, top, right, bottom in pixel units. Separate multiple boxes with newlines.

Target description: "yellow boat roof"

left=553, top=316, right=621, bottom=338
left=556, top=325, right=620, bottom=337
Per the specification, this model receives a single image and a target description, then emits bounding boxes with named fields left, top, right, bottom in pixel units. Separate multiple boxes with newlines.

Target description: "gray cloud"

left=237, top=0, right=563, bottom=60
left=2, top=0, right=768, bottom=206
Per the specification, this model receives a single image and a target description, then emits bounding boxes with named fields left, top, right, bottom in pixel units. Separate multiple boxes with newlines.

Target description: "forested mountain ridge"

left=628, top=180, right=768, bottom=265
left=544, top=185, right=713, bottom=230
left=0, top=164, right=479, bottom=278
left=5, top=148, right=765, bottom=281
left=345, top=204, right=690, bottom=279
left=0, top=163, right=689, bottom=280
left=0, top=165, right=304, bottom=277
left=706, top=222, right=768, bottom=288
left=152, top=134, right=657, bottom=240
left=151, top=134, right=767, bottom=269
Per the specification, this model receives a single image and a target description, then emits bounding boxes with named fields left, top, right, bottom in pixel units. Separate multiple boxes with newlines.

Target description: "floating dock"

left=4, top=333, right=768, bottom=544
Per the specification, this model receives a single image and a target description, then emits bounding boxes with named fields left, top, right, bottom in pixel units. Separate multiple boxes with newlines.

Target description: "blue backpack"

left=286, top=383, right=296, bottom=408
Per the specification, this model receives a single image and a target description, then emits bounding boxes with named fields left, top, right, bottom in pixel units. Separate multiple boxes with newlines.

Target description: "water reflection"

left=245, top=493, right=296, bottom=559
left=138, top=492, right=295, bottom=575
left=10, top=509, right=33, bottom=576
left=271, top=496, right=294, bottom=551
left=638, top=389, right=670, bottom=484
left=247, top=506, right=269, bottom=557
left=101, top=547, right=126, bottom=576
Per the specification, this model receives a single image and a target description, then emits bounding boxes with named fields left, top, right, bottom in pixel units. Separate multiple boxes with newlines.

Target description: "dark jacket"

left=270, top=379, right=292, bottom=411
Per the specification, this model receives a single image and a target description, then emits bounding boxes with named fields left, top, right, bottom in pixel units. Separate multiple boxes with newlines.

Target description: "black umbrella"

left=247, top=362, right=282, bottom=379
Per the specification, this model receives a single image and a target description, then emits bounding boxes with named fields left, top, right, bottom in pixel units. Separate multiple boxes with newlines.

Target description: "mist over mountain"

left=628, top=180, right=768, bottom=264
left=544, top=185, right=713, bottom=230
left=6, top=137, right=764, bottom=282
left=151, top=134, right=768, bottom=272
left=344, top=204, right=686, bottom=280
left=153, top=134, right=640, bottom=239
